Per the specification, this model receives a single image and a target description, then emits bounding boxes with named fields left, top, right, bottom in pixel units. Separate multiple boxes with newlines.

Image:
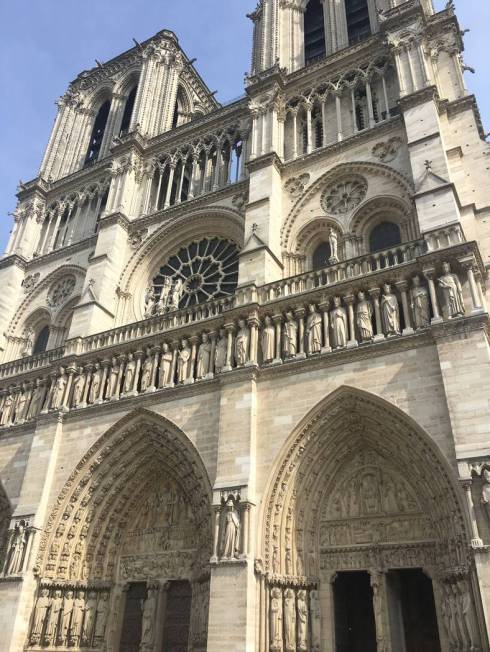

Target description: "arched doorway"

left=30, top=410, right=212, bottom=651
left=259, top=387, right=484, bottom=652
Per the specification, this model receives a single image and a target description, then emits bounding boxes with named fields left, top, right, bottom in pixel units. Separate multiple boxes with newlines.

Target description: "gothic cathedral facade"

left=0, top=0, right=489, bottom=650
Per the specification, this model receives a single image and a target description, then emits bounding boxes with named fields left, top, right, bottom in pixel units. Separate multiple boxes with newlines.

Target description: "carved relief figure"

left=5, top=521, right=27, bottom=575
left=47, top=589, right=63, bottom=645
left=283, top=311, right=298, bottom=357
left=30, top=588, right=51, bottom=646
left=196, top=333, right=212, bottom=379
left=222, top=499, right=241, bottom=559
left=330, top=297, right=347, bottom=348
left=177, top=339, right=192, bottom=383
left=235, top=319, right=250, bottom=366
left=328, top=227, right=339, bottom=262
left=27, top=379, right=45, bottom=418
left=144, top=287, right=156, bottom=318
left=438, top=262, right=465, bottom=318
left=169, top=278, right=184, bottom=311
left=123, top=354, right=136, bottom=393
left=371, top=573, right=387, bottom=652
left=297, top=590, right=309, bottom=651
left=157, top=277, right=172, bottom=313
left=214, top=328, right=228, bottom=373
left=381, top=284, right=400, bottom=336
left=94, top=592, right=110, bottom=645
left=0, top=393, right=13, bottom=426
left=284, top=588, right=296, bottom=651
left=61, top=590, right=74, bottom=646
left=82, top=591, right=98, bottom=646
left=270, top=588, right=283, bottom=650
left=158, top=342, right=173, bottom=387
left=481, top=468, right=490, bottom=520
left=356, top=291, right=373, bottom=342
left=411, top=275, right=430, bottom=329
left=310, top=590, right=321, bottom=652
left=262, top=316, right=275, bottom=363
left=50, top=368, right=67, bottom=410
left=306, top=304, right=322, bottom=354
left=88, top=362, right=103, bottom=403
left=70, top=590, right=85, bottom=646
left=140, top=349, right=154, bottom=391
left=140, top=588, right=158, bottom=648
left=22, top=328, right=34, bottom=357
left=72, top=368, right=86, bottom=406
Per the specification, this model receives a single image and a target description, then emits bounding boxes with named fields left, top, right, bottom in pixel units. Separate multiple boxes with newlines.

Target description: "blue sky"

left=0, top=0, right=488, bottom=252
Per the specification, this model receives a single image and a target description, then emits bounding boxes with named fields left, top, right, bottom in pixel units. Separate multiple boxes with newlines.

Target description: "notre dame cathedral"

left=0, top=0, right=489, bottom=650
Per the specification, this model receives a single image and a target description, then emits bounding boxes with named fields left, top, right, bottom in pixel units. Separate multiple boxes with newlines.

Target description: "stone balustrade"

left=0, top=244, right=485, bottom=430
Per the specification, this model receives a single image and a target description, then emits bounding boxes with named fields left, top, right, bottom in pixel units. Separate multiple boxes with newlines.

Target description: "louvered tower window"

left=346, top=0, right=372, bottom=45
left=305, top=0, right=326, bottom=64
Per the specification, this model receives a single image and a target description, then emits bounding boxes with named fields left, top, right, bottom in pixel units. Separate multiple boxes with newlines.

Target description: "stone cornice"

left=378, top=0, right=424, bottom=32
left=16, top=178, right=50, bottom=202
left=440, top=95, right=486, bottom=140
left=399, top=86, right=439, bottom=112
left=97, top=211, right=130, bottom=232
left=0, top=254, right=28, bottom=272
left=247, top=152, right=284, bottom=175
left=22, top=236, right=97, bottom=270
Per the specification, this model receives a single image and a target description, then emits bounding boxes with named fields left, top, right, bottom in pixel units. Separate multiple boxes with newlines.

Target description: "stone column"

left=62, top=366, right=76, bottom=410
left=395, top=280, right=414, bottom=335
left=459, top=256, right=484, bottom=314
left=247, top=316, right=259, bottom=366
left=294, top=307, right=306, bottom=358
left=98, top=360, right=110, bottom=402
left=224, top=323, right=235, bottom=372
left=368, top=288, right=385, bottom=341
left=344, top=295, right=358, bottom=348
left=272, top=314, right=283, bottom=364
left=423, top=267, right=443, bottom=323
left=462, top=480, right=484, bottom=548
left=370, top=570, right=390, bottom=652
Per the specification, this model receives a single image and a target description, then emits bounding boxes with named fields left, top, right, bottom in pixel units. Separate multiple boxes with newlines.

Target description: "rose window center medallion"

left=151, top=237, right=239, bottom=310
left=321, top=177, right=368, bottom=215
left=47, top=276, right=76, bottom=308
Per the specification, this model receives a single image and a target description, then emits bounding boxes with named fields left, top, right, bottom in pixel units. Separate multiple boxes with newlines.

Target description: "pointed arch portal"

left=30, top=410, right=212, bottom=651
left=259, top=386, right=484, bottom=652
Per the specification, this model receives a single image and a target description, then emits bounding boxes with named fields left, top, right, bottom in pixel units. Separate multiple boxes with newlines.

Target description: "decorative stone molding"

left=372, top=136, right=403, bottom=162
left=284, top=173, right=310, bottom=198
left=22, top=273, right=41, bottom=294
left=321, top=176, right=368, bottom=215
left=47, top=276, right=77, bottom=308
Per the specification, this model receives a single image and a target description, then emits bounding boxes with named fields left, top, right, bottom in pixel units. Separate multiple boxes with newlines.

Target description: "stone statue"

left=82, top=591, right=98, bottom=647
left=306, top=304, right=322, bottom=354
left=297, top=590, right=309, bottom=651
left=88, top=362, right=103, bottom=403
left=72, top=368, right=86, bottom=406
left=235, top=319, right=250, bottom=366
left=371, top=572, right=386, bottom=652
left=438, top=261, right=465, bottom=318
left=47, top=589, right=63, bottom=645
left=0, top=393, right=13, bottom=426
left=381, top=284, right=400, bottom=336
left=107, top=359, right=119, bottom=398
left=21, top=328, right=34, bottom=357
left=157, top=277, right=172, bottom=314
left=411, top=275, right=430, bottom=329
left=283, top=311, right=298, bottom=357
left=94, top=592, right=110, bottom=645
left=158, top=342, right=173, bottom=387
left=284, top=588, right=296, bottom=651
left=328, top=227, right=339, bottom=262
left=61, top=590, right=74, bottom=646
left=70, top=590, right=85, bottom=646
left=356, top=291, right=373, bottom=342
left=27, top=379, right=45, bottom=419
left=140, top=588, right=158, bottom=648
left=214, top=328, right=227, bottom=373
left=140, top=349, right=154, bottom=391
left=177, top=339, right=192, bottom=383
left=5, top=521, right=27, bottom=575
left=458, top=582, right=479, bottom=650
left=222, top=499, right=241, bottom=559
left=261, top=316, right=275, bottom=363
left=50, top=368, right=67, bottom=410
left=330, top=297, right=347, bottom=348
left=310, top=589, right=321, bottom=652
left=196, top=333, right=212, bottom=379
left=169, top=278, right=184, bottom=311
left=15, top=386, right=30, bottom=423
left=123, top=354, right=136, bottom=393
left=270, top=588, right=283, bottom=651
left=30, top=588, right=51, bottom=646
left=481, top=468, right=490, bottom=520
left=144, top=287, right=156, bottom=318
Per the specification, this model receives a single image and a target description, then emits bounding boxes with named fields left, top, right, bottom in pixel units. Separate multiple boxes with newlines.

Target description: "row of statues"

left=0, top=268, right=467, bottom=428
left=144, top=278, right=184, bottom=318
left=441, top=579, right=480, bottom=651
left=29, top=588, right=109, bottom=648
left=270, top=586, right=320, bottom=652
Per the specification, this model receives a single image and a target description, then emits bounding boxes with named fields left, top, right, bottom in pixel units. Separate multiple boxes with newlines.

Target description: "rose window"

left=152, top=237, right=239, bottom=309
left=321, top=177, right=368, bottom=215
left=47, top=276, right=76, bottom=307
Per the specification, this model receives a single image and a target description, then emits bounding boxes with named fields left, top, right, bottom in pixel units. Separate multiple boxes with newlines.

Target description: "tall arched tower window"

left=32, top=325, right=50, bottom=355
left=369, top=222, right=401, bottom=253
left=84, top=100, right=111, bottom=166
left=304, top=0, right=326, bottom=64
left=345, top=0, right=372, bottom=45
left=119, top=87, right=137, bottom=136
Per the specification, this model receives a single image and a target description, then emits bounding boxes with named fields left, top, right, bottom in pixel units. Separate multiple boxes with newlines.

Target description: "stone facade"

left=0, top=1, right=489, bottom=651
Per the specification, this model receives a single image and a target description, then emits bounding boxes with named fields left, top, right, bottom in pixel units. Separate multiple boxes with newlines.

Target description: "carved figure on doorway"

left=330, top=297, right=347, bottom=348
left=140, top=588, right=158, bottom=648
left=283, top=311, right=298, bottom=357
left=284, top=588, right=296, bottom=651
left=69, top=590, right=85, bottom=646
left=438, top=262, right=465, bottom=318
left=328, top=227, right=339, bottom=262
left=411, top=275, right=430, bottom=329
left=214, top=328, right=227, bottom=373
left=458, top=582, right=479, bottom=650
left=27, top=379, right=45, bottom=418
left=82, top=591, right=98, bottom=647
left=297, top=590, right=309, bottom=651
left=177, top=339, right=192, bottom=383
left=381, top=284, right=400, bottom=336
left=61, top=590, right=74, bottom=646
left=196, top=333, right=212, bottom=379
left=306, top=304, right=322, bottom=354
left=310, top=590, right=321, bottom=652
left=46, top=589, right=63, bottom=646
left=360, top=472, right=380, bottom=515
left=140, top=349, right=153, bottom=391
left=94, top=592, right=110, bottom=645
left=261, top=315, right=275, bottom=363
left=5, top=521, right=27, bottom=575
left=158, top=342, right=173, bottom=387
left=222, top=499, right=241, bottom=559
left=371, top=573, right=387, bottom=652
left=356, top=291, right=373, bottom=342
left=123, top=353, right=136, bottom=393
left=88, top=362, right=103, bottom=403
left=72, top=367, right=86, bottom=406
left=50, top=368, right=67, bottom=410
left=235, top=319, right=249, bottom=366
left=30, top=588, right=51, bottom=646
left=270, top=588, right=283, bottom=650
